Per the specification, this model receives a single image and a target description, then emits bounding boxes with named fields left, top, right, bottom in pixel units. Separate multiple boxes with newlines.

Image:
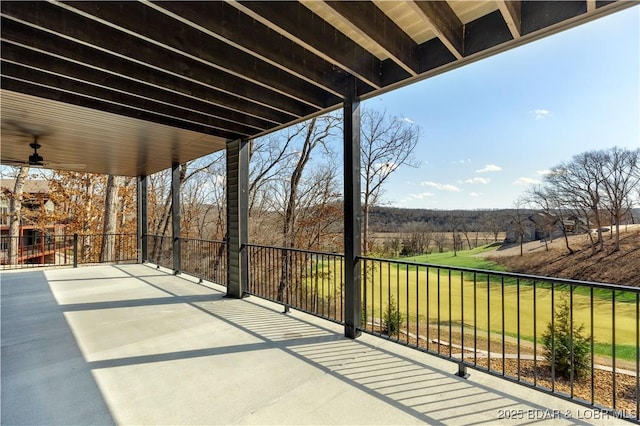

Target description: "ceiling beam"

left=57, top=1, right=339, bottom=110
left=0, top=3, right=323, bottom=119
left=145, top=1, right=367, bottom=98
left=1, top=62, right=257, bottom=138
left=2, top=77, right=241, bottom=140
left=408, top=1, right=464, bottom=59
left=232, top=1, right=385, bottom=90
left=1, top=43, right=275, bottom=133
left=324, top=1, right=419, bottom=76
left=0, top=12, right=317, bottom=121
left=0, top=18, right=297, bottom=127
left=496, top=1, right=522, bottom=39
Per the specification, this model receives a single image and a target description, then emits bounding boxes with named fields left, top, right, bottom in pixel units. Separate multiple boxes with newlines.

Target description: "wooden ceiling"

left=1, top=1, right=634, bottom=177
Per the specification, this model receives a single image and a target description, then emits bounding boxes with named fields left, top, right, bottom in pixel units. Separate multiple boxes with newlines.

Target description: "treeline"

left=368, top=207, right=523, bottom=233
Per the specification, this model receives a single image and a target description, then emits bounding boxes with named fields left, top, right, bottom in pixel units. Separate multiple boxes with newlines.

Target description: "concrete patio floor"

left=0, top=264, right=627, bottom=425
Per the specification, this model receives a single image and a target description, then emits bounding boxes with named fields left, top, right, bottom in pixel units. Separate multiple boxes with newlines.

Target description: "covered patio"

left=2, top=1, right=638, bottom=423
left=2, top=264, right=605, bottom=425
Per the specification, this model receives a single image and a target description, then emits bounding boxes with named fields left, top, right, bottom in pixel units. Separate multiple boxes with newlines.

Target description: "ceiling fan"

left=1, top=132, right=86, bottom=170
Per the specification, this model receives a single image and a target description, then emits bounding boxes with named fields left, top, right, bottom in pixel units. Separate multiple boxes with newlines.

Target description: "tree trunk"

left=100, top=175, right=123, bottom=262
left=81, top=179, right=96, bottom=262
left=8, top=167, right=29, bottom=266
left=363, top=198, right=370, bottom=255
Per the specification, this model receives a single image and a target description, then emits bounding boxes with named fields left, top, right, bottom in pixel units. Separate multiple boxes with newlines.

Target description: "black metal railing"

left=359, top=256, right=639, bottom=422
left=241, top=243, right=638, bottom=421
left=5, top=232, right=637, bottom=420
left=0, top=233, right=137, bottom=269
left=245, top=244, right=344, bottom=323
left=145, top=235, right=227, bottom=286
left=147, top=234, right=173, bottom=270
left=180, top=237, right=227, bottom=286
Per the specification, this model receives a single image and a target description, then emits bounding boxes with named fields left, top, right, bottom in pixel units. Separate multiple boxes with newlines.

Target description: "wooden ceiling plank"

left=2, top=41, right=275, bottom=132
left=57, top=1, right=339, bottom=110
left=463, top=10, right=513, bottom=56
left=496, top=0, right=522, bottom=39
left=409, top=1, right=464, bottom=59
left=521, top=1, right=587, bottom=36
left=232, top=1, right=383, bottom=90
left=324, top=1, right=419, bottom=76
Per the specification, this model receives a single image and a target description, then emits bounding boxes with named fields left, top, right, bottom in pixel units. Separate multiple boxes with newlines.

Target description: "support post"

left=172, top=162, right=181, bottom=274
left=137, top=175, right=148, bottom=263
left=343, top=80, right=362, bottom=339
left=226, top=139, right=249, bottom=298
left=73, top=233, right=78, bottom=268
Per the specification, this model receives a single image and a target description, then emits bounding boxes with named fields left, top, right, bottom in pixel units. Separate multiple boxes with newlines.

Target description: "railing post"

left=172, top=163, right=181, bottom=274
left=343, top=78, right=362, bottom=339
left=137, top=175, right=148, bottom=263
left=73, top=233, right=78, bottom=268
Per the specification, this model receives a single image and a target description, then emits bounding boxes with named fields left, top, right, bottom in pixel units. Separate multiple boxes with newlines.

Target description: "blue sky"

left=362, top=5, right=639, bottom=210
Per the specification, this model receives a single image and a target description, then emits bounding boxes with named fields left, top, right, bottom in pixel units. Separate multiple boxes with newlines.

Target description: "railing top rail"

left=1, top=233, right=136, bottom=237
left=359, top=254, right=640, bottom=293
left=244, top=243, right=345, bottom=259
left=178, top=237, right=226, bottom=244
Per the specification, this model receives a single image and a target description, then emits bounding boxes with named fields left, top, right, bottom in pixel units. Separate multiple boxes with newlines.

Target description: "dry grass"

left=483, top=227, right=640, bottom=287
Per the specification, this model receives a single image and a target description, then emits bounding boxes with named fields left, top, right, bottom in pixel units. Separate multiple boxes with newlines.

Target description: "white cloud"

left=532, top=109, right=550, bottom=120
left=514, top=177, right=541, bottom=185
left=536, top=169, right=553, bottom=176
left=409, top=192, right=435, bottom=199
left=469, top=192, right=482, bottom=197
left=441, top=184, right=461, bottom=192
left=400, top=117, right=415, bottom=124
left=476, top=164, right=502, bottom=173
left=420, top=181, right=460, bottom=192
left=464, top=177, right=490, bottom=184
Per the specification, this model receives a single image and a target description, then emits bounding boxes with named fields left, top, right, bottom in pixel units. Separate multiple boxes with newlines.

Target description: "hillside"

left=483, top=227, right=640, bottom=287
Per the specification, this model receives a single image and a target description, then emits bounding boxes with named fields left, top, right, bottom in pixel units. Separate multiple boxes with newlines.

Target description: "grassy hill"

left=394, top=226, right=640, bottom=287
left=482, top=227, right=640, bottom=287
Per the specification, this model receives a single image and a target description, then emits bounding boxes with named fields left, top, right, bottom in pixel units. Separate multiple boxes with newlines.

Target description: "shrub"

left=384, top=296, right=404, bottom=336
left=542, top=300, right=590, bottom=379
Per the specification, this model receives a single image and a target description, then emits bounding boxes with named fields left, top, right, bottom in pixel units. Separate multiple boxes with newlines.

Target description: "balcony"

left=2, top=259, right=637, bottom=424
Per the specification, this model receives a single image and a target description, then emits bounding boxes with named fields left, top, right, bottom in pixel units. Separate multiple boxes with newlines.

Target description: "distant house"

left=505, top=212, right=585, bottom=244
left=0, top=179, right=65, bottom=265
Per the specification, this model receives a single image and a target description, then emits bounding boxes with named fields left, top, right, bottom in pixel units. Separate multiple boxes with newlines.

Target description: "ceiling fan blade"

left=45, top=163, right=87, bottom=170
left=0, top=158, right=30, bottom=167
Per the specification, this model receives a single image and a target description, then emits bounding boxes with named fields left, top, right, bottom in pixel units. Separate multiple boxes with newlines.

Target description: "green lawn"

left=309, top=246, right=639, bottom=361
left=400, top=245, right=506, bottom=271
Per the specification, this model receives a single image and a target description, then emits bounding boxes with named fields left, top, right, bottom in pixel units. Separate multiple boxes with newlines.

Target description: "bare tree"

left=100, top=175, right=124, bottom=262
left=8, top=166, right=29, bottom=265
left=546, top=152, right=607, bottom=252
left=481, top=210, right=507, bottom=243
left=293, top=162, right=342, bottom=250
left=598, top=147, right=640, bottom=251
left=401, top=222, right=432, bottom=255
left=510, top=198, right=529, bottom=257
left=527, top=185, right=574, bottom=254
left=275, top=116, right=340, bottom=301
left=361, top=109, right=419, bottom=254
